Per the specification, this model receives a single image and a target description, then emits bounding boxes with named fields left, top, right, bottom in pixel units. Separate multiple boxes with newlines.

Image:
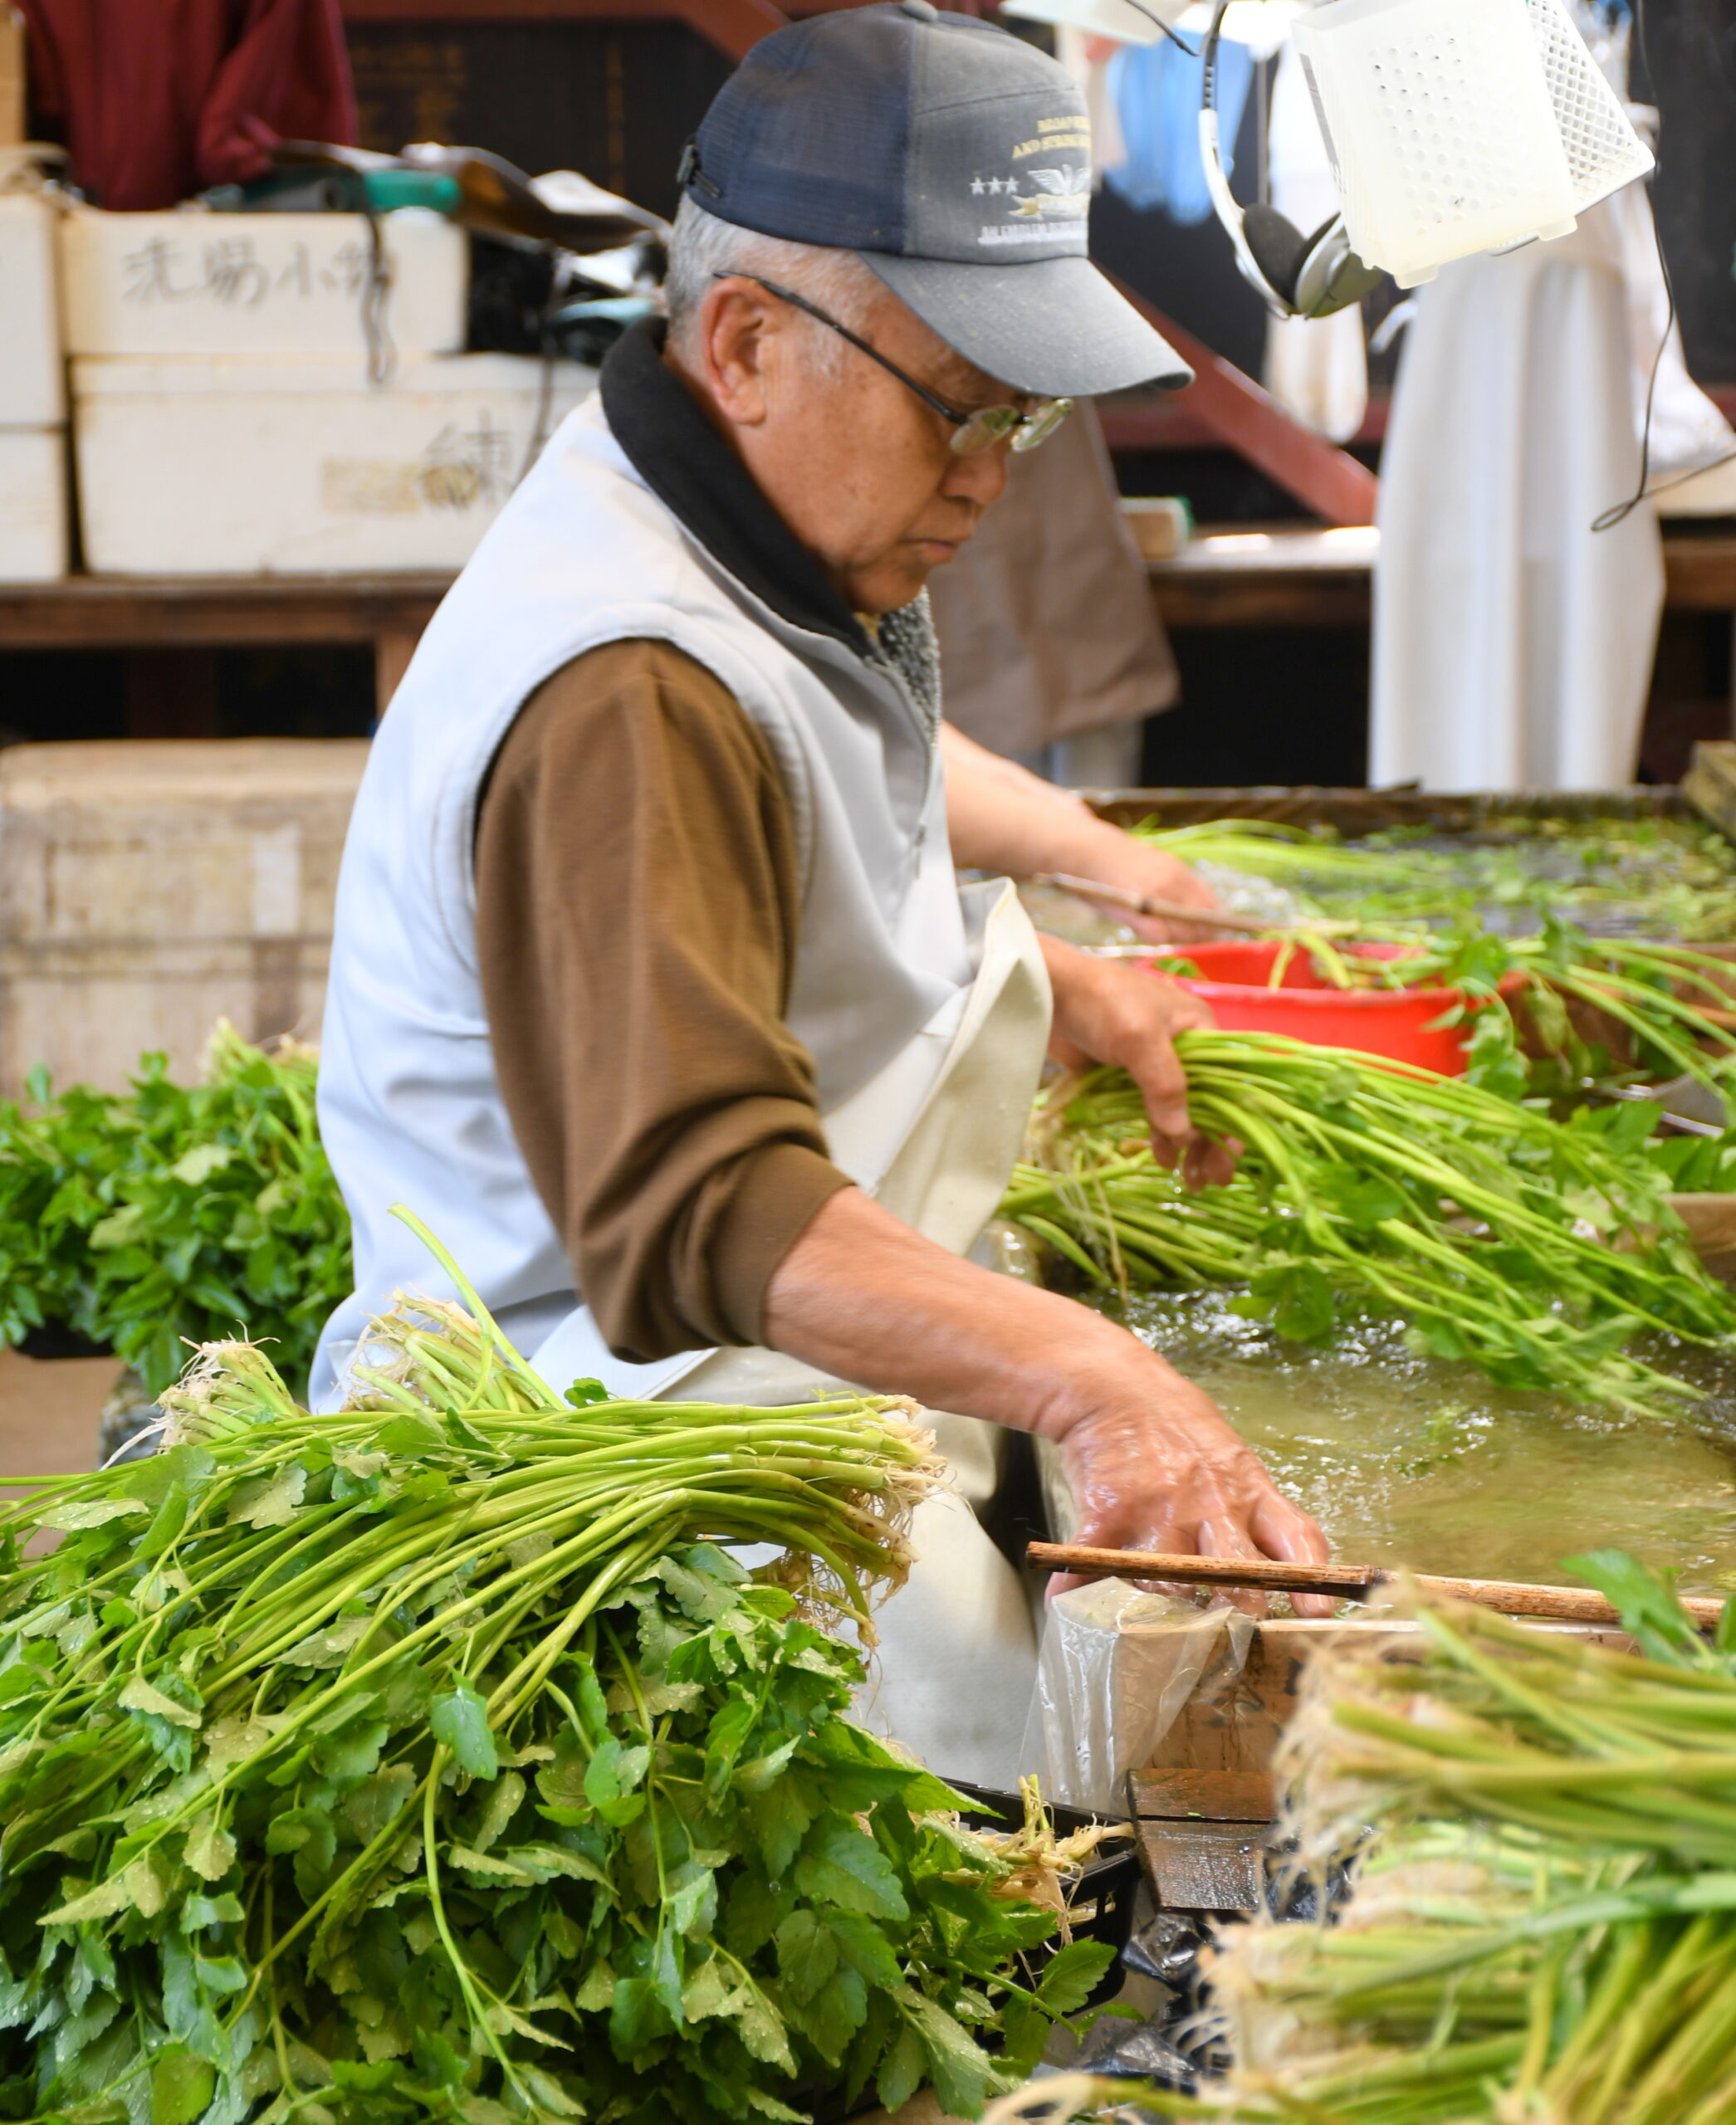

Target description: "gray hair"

left=663, top=196, right=887, bottom=378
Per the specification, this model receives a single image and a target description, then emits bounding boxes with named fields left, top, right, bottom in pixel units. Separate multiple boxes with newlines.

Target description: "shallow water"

left=1099, top=1289, right=1736, bottom=1595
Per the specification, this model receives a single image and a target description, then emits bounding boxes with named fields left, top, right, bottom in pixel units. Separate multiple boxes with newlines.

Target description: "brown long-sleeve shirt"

left=474, top=638, right=853, bottom=1363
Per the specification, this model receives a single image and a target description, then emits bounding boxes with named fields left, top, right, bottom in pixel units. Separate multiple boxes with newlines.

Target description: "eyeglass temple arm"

left=708, top=270, right=969, bottom=429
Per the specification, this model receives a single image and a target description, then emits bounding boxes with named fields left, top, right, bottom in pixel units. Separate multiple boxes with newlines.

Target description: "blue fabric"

left=687, top=4, right=1012, bottom=255
left=1104, top=35, right=1255, bottom=227
left=691, top=8, right=917, bottom=252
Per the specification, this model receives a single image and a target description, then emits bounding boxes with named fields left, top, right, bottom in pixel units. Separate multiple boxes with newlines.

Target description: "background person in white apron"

left=314, top=4, right=1332, bottom=1786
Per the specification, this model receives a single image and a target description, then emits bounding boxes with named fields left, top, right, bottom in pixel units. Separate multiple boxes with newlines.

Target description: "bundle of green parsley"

left=0, top=1218, right=1110, bottom=2125
left=0, top=1023, right=350, bottom=1399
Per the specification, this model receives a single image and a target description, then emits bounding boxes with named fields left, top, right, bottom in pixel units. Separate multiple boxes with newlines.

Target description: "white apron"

left=529, top=879, right=1053, bottom=1789
left=1371, top=200, right=1665, bottom=791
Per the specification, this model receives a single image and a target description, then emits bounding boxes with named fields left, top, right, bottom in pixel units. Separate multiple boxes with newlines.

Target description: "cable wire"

left=1590, top=0, right=1722, bottom=530
left=1115, top=0, right=1201, bottom=58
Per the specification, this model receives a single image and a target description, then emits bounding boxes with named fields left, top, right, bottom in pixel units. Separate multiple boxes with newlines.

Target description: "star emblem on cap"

left=971, top=176, right=985, bottom=195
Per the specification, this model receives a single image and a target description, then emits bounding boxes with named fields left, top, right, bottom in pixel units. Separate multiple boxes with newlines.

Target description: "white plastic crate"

left=72, top=352, right=594, bottom=575
left=1523, top=0, right=1654, bottom=213
left=0, top=738, right=368, bottom=1095
left=0, top=428, right=67, bottom=580
left=0, top=192, right=63, bottom=424
left=60, top=206, right=467, bottom=359
left=1293, top=0, right=1577, bottom=287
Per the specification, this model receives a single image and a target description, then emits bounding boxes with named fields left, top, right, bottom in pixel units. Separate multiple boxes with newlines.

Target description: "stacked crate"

left=0, top=738, right=369, bottom=1097
left=0, top=183, right=68, bottom=579
left=62, top=207, right=597, bottom=574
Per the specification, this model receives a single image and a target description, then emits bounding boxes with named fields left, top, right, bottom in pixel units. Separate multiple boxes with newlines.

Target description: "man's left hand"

left=1066, top=833, right=1225, bottom=945
left=1039, top=935, right=1237, bottom=1190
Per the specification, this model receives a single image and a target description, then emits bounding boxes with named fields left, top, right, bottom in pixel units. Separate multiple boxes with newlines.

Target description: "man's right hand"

left=1039, top=1349, right=1333, bottom=1616
left=763, top=1187, right=1333, bottom=1615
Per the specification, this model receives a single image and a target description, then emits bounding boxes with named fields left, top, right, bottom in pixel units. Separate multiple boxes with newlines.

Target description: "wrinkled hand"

left=1077, top=841, right=1225, bottom=946
left=1049, top=1357, right=1335, bottom=1619
left=1041, top=937, right=1237, bottom=1190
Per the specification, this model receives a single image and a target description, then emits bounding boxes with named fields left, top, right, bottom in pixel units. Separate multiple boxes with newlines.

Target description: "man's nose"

left=940, top=442, right=1010, bottom=510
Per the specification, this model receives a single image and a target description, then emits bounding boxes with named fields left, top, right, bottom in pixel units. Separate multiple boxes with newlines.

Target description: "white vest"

left=312, top=390, right=1039, bottom=1407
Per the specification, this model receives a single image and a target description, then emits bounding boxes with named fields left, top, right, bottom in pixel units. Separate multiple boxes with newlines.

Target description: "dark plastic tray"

left=805, top=1781, right=1141, bottom=2122
left=946, top=1778, right=1141, bottom=2010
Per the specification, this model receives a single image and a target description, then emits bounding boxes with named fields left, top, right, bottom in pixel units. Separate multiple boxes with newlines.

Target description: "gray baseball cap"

left=680, top=0, right=1191, bottom=400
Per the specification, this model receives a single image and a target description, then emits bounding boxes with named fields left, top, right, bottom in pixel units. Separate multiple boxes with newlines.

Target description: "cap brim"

left=860, top=251, right=1193, bottom=399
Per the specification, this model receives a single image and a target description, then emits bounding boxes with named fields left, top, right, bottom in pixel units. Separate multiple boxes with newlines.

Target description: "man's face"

left=677, top=278, right=1022, bottom=616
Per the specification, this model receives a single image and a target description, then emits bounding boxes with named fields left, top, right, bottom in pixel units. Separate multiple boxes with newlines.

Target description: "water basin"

left=1099, top=1288, right=1736, bottom=1596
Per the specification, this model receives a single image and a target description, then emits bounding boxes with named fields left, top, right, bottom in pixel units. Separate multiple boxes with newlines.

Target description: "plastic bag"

left=1023, top=1576, right=1254, bottom=1815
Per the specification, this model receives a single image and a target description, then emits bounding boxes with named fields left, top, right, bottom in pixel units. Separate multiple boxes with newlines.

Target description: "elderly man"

left=315, top=2, right=1328, bottom=1782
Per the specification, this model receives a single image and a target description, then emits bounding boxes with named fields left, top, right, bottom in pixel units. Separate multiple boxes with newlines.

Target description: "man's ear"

left=696, top=280, right=780, bottom=431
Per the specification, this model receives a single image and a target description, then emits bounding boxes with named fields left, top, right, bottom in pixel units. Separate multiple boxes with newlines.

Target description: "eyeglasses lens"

left=1010, top=398, right=1076, bottom=453
left=950, top=408, right=1022, bottom=457
left=949, top=399, right=1076, bottom=457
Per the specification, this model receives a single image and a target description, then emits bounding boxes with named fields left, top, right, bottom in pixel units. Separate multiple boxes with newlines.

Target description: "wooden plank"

left=1026, top=1541, right=1726, bottom=1630
left=1150, top=554, right=1736, bottom=627
left=1135, top=1820, right=1266, bottom=1912
left=1102, top=383, right=1736, bottom=457
left=1127, top=519, right=1379, bottom=573
left=1103, top=393, right=1389, bottom=453
left=1684, top=740, right=1736, bottom=843
left=1084, top=786, right=1692, bottom=834
left=1134, top=522, right=1736, bottom=628
left=1107, top=281, right=1380, bottom=528
left=1140, top=521, right=1378, bottom=628
left=1665, top=535, right=1736, bottom=613
left=0, top=7, right=24, bottom=147
left=1153, top=574, right=1371, bottom=628
left=0, top=576, right=449, bottom=651
left=1129, top=1769, right=1275, bottom=1824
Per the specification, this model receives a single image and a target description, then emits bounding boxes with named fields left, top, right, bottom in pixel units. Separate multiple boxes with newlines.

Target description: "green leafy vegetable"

left=0, top=1022, right=350, bottom=1396
left=1134, top=811, right=1736, bottom=943
left=1001, top=1032, right=1736, bottom=1415
left=0, top=1216, right=1104, bottom=2123
left=1193, top=1559, right=1736, bottom=2124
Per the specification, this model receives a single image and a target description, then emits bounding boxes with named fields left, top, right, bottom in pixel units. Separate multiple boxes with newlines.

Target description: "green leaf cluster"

left=1002, top=1031, right=1736, bottom=1417
left=1135, top=818, right=1736, bottom=1096
left=0, top=1023, right=350, bottom=1398
left=1133, top=812, right=1736, bottom=943
left=1198, top=1556, right=1736, bottom=2124
left=0, top=1269, right=1105, bottom=2125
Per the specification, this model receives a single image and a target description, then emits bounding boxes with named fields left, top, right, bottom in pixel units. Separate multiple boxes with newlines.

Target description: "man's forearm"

left=760, top=1184, right=1333, bottom=1599
left=764, top=1179, right=1136, bottom=1440
left=938, top=721, right=1117, bottom=880
left=937, top=722, right=1220, bottom=931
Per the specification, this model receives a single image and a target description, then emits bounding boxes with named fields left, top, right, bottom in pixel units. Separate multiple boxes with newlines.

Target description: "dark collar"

left=599, top=317, right=871, bottom=657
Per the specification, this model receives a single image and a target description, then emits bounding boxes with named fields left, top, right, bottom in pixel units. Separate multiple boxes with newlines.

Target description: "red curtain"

left=18, top=0, right=358, bottom=210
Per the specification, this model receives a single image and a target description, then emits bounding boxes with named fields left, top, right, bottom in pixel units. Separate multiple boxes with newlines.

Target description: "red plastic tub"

left=1143, top=940, right=1518, bottom=1077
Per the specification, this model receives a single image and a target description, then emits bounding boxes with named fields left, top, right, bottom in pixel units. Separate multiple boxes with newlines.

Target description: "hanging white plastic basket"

left=1290, top=0, right=1653, bottom=286
left=1290, top=0, right=1575, bottom=286
left=1523, top=0, right=1654, bottom=213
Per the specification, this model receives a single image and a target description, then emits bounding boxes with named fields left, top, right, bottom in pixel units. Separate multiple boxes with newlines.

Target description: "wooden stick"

left=1024, top=1541, right=1726, bottom=1631
left=1028, top=872, right=1274, bottom=936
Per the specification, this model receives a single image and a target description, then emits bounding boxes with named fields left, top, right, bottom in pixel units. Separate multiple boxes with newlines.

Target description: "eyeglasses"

left=711, top=271, right=1074, bottom=456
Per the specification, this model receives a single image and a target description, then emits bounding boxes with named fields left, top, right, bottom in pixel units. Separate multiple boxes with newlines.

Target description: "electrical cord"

left=516, top=273, right=563, bottom=489
left=1201, top=0, right=1229, bottom=105
left=1590, top=0, right=1734, bottom=528
left=1113, top=0, right=1201, bottom=58
left=359, top=203, right=396, bottom=390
